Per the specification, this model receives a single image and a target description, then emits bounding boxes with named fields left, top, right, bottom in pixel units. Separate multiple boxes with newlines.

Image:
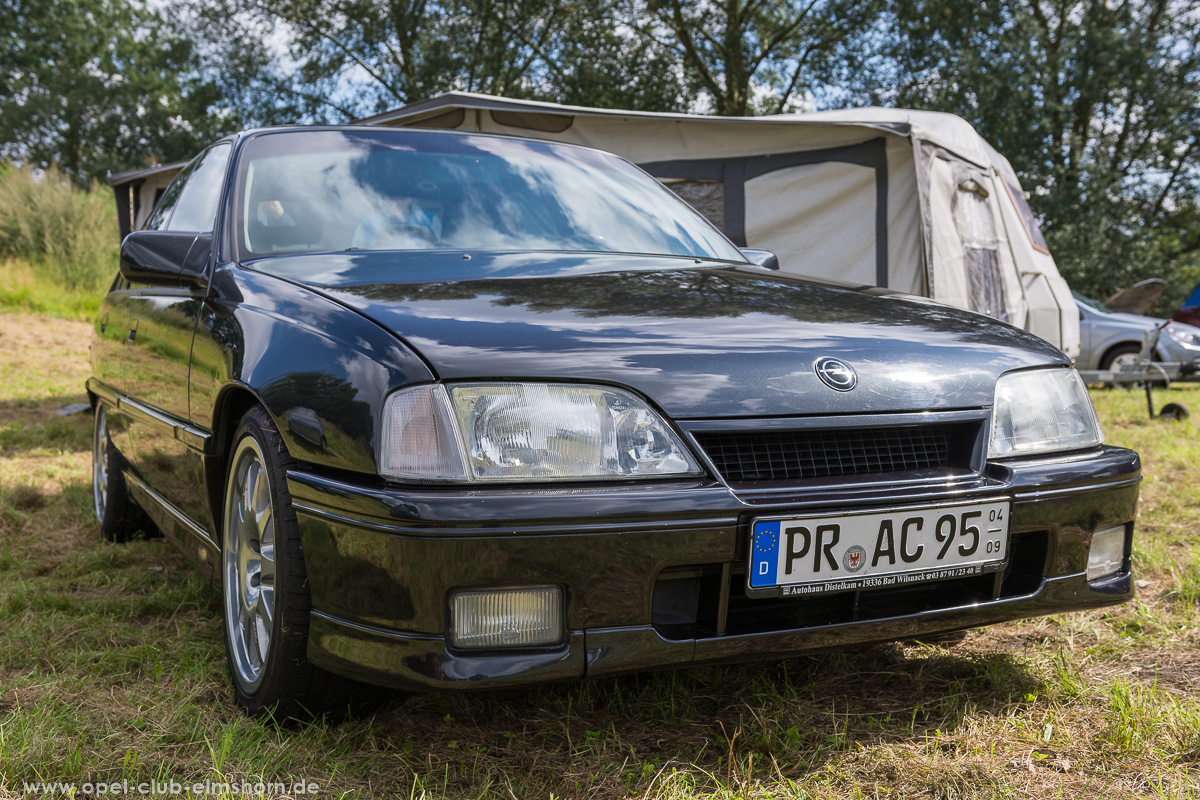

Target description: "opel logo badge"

left=814, top=357, right=857, bottom=391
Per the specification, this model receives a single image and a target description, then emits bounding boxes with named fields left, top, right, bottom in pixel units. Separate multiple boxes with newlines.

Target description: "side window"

left=142, top=163, right=195, bottom=231
left=166, top=144, right=232, bottom=232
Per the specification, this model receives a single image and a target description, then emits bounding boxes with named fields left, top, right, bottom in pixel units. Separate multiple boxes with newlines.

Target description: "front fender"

left=191, top=264, right=434, bottom=475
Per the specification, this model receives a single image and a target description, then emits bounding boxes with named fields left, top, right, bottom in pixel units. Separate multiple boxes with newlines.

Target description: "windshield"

left=233, top=129, right=744, bottom=264
left=1072, top=291, right=1108, bottom=314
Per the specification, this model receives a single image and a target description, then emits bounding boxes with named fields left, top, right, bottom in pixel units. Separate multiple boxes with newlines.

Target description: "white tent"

left=359, top=93, right=1080, bottom=356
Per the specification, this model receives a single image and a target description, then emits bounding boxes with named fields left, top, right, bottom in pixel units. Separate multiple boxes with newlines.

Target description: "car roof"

left=230, top=124, right=604, bottom=155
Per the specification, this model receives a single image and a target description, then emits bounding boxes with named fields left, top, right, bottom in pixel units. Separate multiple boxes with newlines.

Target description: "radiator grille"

left=694, top=425, right=959, bottom=484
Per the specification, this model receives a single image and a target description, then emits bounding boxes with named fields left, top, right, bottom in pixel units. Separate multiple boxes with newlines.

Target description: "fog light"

left=449, top=586, right=563, bottom=649
left=1087, top=525, right=1127, bottom=581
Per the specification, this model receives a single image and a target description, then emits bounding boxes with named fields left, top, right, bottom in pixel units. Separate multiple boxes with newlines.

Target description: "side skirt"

left=125, top=471, right=220, bottom=587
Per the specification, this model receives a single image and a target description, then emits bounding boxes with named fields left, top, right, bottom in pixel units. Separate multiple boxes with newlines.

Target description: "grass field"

left=1, top=309, right=1198, bottom=799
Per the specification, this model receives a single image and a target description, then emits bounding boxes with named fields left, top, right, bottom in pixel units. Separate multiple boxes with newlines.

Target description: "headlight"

left=989, top=368, right=1103, bottom=458
left=1166, top=324, right=1200, bottom=347
left=379, top=383, right=702, bottom=482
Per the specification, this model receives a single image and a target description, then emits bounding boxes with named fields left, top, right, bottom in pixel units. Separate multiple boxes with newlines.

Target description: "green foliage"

left=843, top=0, right=1200, bottom=308
left=634, top=0, right=882, bottom=115
left=3, top=0, right=1198, bottom=310
left=181, top=0, right=688, bottom=124
left=0, top=164, right=117, bottom=295
left=180, top=0, right=883, bottom=121
left=0, top=0, right=226, bottom=184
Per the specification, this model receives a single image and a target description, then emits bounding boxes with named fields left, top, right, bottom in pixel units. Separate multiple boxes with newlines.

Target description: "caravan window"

left=663, top=179, right=725, bottom=229
left=1000, top=172, right=1050, bottom=255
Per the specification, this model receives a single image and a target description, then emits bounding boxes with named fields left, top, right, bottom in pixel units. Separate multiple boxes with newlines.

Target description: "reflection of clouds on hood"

left=337, top=351, right=390, bottom=399
left=385, top=299, right=1036, bottom=357
left=404, top=335, right=736, bottom=411
left=404, top=336, right=655, bottom=376
left=648, top=373, right=732, bottom=409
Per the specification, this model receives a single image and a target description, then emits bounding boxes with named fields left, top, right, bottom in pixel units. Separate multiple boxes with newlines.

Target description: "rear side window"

left=166, top=144, right=232, bottom=232
left=142, top=162, right=195, bottom=231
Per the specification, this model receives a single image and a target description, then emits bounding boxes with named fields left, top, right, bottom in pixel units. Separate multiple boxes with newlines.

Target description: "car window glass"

left=166, top=144, right=232, bottom=232
left=234, top=130, right=744, bottom=263
left=142, top=163, right=196, bottom=231
left=1072, top=291, right=1107, bottom=314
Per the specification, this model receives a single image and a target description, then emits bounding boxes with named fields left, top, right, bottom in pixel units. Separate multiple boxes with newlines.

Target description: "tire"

left=221, top=406, right=376, bottom=723
left=92, top=403, right=152, bottom=543
left=1100, top=343, right=1143, bottom=372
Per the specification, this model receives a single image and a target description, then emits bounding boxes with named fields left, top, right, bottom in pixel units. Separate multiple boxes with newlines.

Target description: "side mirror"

left=120, top=230, right=212, bottom=288
left=739, top=248, right=779, bottom=271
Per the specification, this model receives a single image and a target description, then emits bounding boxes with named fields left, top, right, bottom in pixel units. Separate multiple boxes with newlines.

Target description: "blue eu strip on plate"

left=751, top=520, right=780, bottom=588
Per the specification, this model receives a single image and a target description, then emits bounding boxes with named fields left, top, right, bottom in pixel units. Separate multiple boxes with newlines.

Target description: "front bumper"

left=289, top=445, right=1140, bottom=691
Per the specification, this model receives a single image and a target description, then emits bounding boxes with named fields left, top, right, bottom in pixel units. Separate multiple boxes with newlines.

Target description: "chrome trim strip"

left=114, top=395, right=212, bottom=453
left=125, top=471, right=219, bottom=551
left=176, top=424, right=210, bottom=452
left=118, top=395, right=177, bottom=432
left=290, top=498, right=737, bottom=538
left=310, top=609, right=442, bottom=642
left=677, top=409, right=990, bottom=432
left=86, top=378, right=118, bottom=406
left=1011, top=475, right=1142, bottom=502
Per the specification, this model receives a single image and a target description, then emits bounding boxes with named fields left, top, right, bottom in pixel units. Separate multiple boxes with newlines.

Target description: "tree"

left=181, top=0, right=685, bottom=123
left=0, top=0, right=225, bottom=183
left=629, top=0, right=882, bottom=115
left=846, top=0, right=1200, bottom=304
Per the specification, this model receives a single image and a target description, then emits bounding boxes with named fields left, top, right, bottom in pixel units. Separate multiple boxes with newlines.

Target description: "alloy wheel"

left=92, top=406, right=108, bottom=523
left=1110, top=351, right=1144, bottom=372
left=223, top=436, right=277, bottom=694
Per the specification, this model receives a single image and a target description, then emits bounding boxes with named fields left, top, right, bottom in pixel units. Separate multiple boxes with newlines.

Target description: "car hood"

left=269, top=252, right=1070, bottom=419
left=1094, top=309, right=1166, bottom=329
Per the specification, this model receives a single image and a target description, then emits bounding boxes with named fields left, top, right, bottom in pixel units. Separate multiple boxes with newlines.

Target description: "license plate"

left=747, top=499, right=1010, bottom=597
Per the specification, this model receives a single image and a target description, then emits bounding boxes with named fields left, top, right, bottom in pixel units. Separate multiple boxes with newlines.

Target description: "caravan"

left=359, top=93, right=1079, bottom=356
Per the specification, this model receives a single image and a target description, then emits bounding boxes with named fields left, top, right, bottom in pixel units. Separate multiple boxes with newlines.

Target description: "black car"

left=90, top=126, right=1141, bottom=720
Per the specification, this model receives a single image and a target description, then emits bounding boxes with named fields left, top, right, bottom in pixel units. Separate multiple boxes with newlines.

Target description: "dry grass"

left=0, top=165, right=118, bottom=294
left=1, top=309, right=1199, bottom=799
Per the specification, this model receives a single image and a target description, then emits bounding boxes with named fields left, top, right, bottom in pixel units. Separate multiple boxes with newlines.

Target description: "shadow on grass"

left=0, top=474, right=1052, bottom=797
left=0, top=395, right=92, bottom=454
left=346, top=641, right=1047, bottom=796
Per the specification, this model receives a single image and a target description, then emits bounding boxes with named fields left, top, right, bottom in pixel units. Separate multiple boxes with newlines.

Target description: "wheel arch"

left=206, top=383, right=283, bottom=543
left=1098, top=340, right=1148, bottom=370
left=1099, top=338, right=1161, bottom=369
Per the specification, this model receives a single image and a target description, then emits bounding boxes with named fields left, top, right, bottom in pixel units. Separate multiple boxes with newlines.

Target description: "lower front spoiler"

left=307, top=570, right=1132, bottom=691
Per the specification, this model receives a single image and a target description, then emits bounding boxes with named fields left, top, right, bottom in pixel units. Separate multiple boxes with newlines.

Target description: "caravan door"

left=923, top=147, right=1028, bottom=329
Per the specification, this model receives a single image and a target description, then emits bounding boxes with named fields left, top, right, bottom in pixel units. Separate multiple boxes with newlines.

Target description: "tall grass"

left=0, top=163, right=118, bottom=296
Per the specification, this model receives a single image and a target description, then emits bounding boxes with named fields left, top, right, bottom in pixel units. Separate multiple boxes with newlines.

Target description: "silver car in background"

left=1075, top=293, right=1200, bottom=371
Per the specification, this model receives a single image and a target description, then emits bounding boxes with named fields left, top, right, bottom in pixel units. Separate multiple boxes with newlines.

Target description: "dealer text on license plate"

left=747, top=499, right=1010, bottom=597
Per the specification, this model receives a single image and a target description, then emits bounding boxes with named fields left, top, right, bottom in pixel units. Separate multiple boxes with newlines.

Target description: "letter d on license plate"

left=747, top=499, right=1010, bottom=597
